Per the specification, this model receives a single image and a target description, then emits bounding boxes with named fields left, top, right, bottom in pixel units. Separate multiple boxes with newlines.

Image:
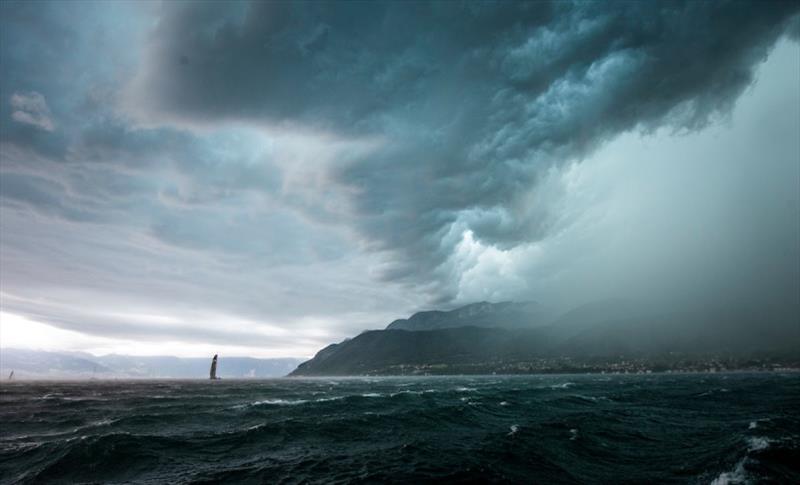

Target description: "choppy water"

left=1, top=373, right=798, bottom=484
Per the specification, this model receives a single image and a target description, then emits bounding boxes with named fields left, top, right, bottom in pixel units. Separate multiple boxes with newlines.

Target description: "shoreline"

left=3, top=368, right=799, bottom=383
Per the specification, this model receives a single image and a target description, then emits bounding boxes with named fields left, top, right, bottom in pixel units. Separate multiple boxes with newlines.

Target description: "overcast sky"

left=1, top=1, right=798, bottom=358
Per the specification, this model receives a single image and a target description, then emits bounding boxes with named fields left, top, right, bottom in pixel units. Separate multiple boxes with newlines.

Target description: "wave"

left=698, top=388, right=732, bottom=398
left=235, top=398, right=309, bottom=408
left=747, top=418, right=770, bottom=430
left=231, top=389, right=451, bottom=409
left=23, top=432, right=178, bottom=483
left=710, top=435, right=772, bottom=484
left=710, top=458, right=748, bottom=485
left=37, top=393, right=109, bottom=403
left=73, top=418, right=118, bottom=432
left=3, top=418, right=119, bottom=442
left=3, top=375, right=798, bottom=484
left=571, top=394, right=605, bottom=403
left=389, top=389, right=436, bottom=397
left=746, top=436, right=770, bottom=452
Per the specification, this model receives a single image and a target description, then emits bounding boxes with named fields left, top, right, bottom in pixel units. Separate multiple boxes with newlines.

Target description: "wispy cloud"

left=10, top=91, right=55, bottom=131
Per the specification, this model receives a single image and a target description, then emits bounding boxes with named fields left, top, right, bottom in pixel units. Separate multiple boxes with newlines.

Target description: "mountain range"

left=386, top=301, right=552, bottom=331
left=0, top=349, right=304, bottom=380
left=290, top=300, right=800, bottom=376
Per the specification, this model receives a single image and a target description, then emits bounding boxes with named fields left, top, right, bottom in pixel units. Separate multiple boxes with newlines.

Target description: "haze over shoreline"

left=0, top=348, right=304, bottom=380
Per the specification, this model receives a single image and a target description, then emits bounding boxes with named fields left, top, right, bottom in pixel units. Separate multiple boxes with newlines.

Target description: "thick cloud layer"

left=127, top=0, right=799, bottom=295
left=1, top=1, right=798, bottom=356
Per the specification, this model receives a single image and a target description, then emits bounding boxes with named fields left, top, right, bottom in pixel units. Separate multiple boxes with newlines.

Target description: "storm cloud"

left=1, top=1, right=798, bottom=356
left=126, top=0, right=799, bottom=294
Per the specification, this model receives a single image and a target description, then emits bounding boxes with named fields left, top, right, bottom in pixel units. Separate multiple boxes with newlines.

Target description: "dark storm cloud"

left=128, top=0, right=800, bottom=297
left=1, top=1, right=798, bottom=355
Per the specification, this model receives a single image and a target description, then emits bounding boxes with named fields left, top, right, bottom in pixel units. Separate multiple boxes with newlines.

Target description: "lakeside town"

left=363, top=354, right=800, bottom=376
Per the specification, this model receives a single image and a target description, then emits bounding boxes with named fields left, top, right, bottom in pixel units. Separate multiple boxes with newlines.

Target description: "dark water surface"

left=1, top=374, right=798, bottom=484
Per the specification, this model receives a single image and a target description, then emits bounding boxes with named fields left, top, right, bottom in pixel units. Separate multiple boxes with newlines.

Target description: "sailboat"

left=7, top=370, right=14, bottom=381
left=209, top=354, right=221, bottom=380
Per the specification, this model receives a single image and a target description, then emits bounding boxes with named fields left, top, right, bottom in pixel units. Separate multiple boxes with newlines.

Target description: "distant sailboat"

left=8, top=370, right=14, bottom=380
left=209, top=354, right=220, bottom=380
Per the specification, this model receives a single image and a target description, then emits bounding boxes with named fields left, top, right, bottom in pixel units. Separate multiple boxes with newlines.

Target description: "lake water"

left=1, top=373, right=798, bottom=483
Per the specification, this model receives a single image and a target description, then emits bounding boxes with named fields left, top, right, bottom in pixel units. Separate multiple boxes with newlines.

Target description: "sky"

left=1, top=1, right=798, bottom=358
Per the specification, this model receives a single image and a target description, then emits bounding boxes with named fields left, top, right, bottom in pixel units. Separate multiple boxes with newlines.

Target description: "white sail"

left=209, top=354, right=218, bottom=380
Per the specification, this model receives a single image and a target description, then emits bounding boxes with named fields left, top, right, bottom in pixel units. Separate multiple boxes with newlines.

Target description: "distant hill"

left=0, top=349, right=113, bottom=378
left=0, top=349, right=304, bottom=380
left=386, top=301, right=551, bottom=331
left=290, top=300, right=800, bottom=376
left=291, top=327, right=546, bottom=376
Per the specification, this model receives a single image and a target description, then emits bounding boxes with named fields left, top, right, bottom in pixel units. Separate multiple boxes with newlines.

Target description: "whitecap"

left=61, top=396, right=108, bottom=402
left=747, top=436, right=769, bottom=452
left=569, top=428, right=578, bottom=441
left=390, top=390, right=415, bottom=397
left=361, top=393, right=382, bottom=398
left=89, top=418, right=116, bottom=428
left=708, top=434, right=772, bottom=484
left=0, top=442, right=40, bottom=453
left=71, top=418, right=118, bottom=433
left=748, top=421, right=757, bottom=430
left=499, top=401, right=510, bottom=406
left=550, top=382, right=574, bottom=389
left=455, top=387, right=477, bottom=392
left=390, top=389, right=436, bottom=397
left=236, top=398, right=309, bottom=408
left=710, top=458, right=748, bottom=485
left=507, top=424, right=519, bottom=436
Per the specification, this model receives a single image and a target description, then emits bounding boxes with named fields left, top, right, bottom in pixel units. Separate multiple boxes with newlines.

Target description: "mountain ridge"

left=0, top=349, right=305, bottom=379
left=291, top=300, right=800, bottom=376
left=385, top=301, right=551, bottom=331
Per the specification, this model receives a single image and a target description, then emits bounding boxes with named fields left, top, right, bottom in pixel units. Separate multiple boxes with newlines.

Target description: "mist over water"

left=2, top=375, right=798, bottom=483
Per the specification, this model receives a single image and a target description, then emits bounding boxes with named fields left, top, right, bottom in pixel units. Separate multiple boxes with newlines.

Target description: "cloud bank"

left=125, top=1, right=799, bottom=296
left=1, top=1, right=798, bottom=355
